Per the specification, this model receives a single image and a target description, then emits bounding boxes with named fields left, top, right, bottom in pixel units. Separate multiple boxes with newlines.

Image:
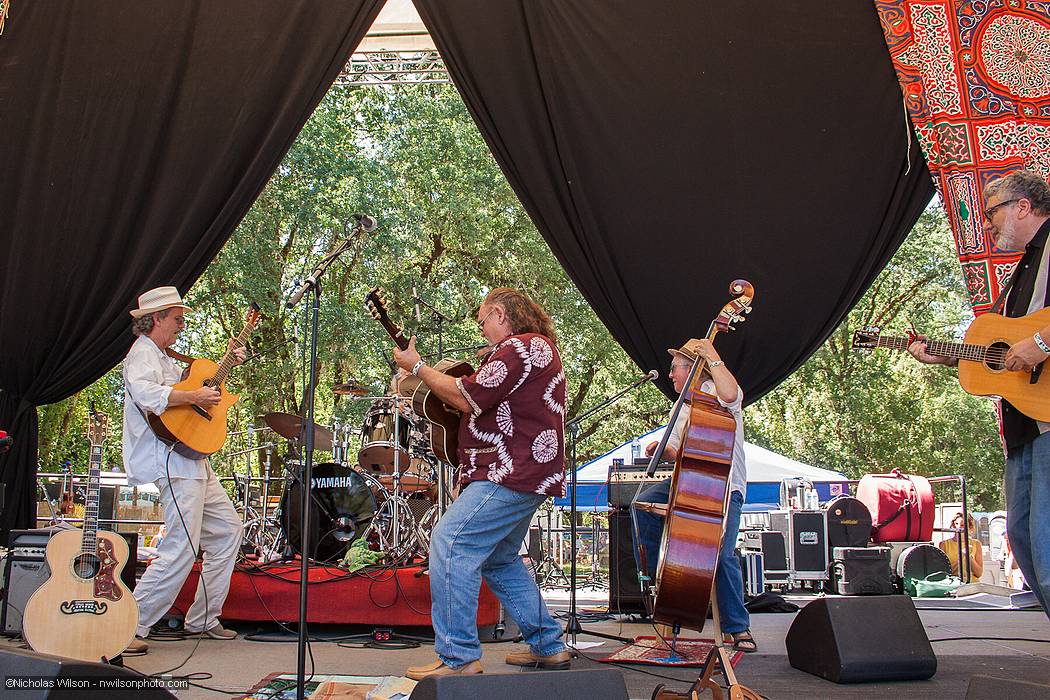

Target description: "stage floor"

left=4, top=589, right=1049, bottom=699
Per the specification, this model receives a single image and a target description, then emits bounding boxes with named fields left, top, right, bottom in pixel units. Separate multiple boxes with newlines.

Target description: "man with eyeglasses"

left=121, top=286, right=246, bottom=654
left=909, top=170, right=1050, bottom=617
left=632, top=338, right=755, bottom=653
left=391, top=287, right=570, bottom=679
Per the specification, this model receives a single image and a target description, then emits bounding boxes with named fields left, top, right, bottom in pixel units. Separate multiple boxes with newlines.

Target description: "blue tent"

left=554, top=427, right=849, bottom=511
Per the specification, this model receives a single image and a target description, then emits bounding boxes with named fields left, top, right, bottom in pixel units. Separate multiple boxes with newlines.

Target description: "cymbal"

left=332, top=380, right=370, bottom=396
left=260, top=412, right=333, bottom=451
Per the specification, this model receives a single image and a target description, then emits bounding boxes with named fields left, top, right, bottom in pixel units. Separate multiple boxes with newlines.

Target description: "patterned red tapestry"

left=875, top=0, right=1050, bottom=314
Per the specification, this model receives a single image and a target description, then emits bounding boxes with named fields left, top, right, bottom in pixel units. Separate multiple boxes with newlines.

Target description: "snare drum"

left=358, top=400, right=411, bottom=474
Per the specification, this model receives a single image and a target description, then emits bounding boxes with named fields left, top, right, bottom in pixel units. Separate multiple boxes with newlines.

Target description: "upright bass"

left=646, top=279, right=754, bottom=633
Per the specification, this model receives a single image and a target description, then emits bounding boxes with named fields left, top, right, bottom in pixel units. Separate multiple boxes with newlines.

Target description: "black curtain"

left=414, top=0, right=934, bottom=399
left=0, top=0, right=384, bottom=538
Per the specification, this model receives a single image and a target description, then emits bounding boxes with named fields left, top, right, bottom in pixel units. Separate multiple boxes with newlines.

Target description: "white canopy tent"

left=554, top=426, right=849, bottom=511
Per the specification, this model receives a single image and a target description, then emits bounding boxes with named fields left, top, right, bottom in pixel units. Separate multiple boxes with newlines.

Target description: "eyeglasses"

left=669, top=361, right=691, bottom=370
left=476, top=307, right=497, bottom=330
left=984, top=198, right=1020, bottom=222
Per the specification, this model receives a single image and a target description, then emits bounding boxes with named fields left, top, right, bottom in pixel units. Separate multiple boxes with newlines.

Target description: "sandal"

left=724, top=630, right=758, bottom=653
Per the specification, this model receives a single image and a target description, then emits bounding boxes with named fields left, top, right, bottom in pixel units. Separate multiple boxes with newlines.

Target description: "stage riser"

left=169, top=563, right=500, bottom=627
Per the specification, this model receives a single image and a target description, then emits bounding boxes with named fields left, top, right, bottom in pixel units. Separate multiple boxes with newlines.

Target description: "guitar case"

left=856, top=470, right=934, bottom=543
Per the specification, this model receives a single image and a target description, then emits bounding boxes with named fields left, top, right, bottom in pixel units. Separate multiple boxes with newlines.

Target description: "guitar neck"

left=81, top=444, right=102, bottom=555
left=380, top=318, right=410, bottom=351
left=211, top=322, right=253, bottom=385
left=874, top=335, right=986, bottom=361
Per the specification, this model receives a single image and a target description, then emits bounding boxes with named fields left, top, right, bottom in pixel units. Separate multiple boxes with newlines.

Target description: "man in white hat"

left=631, top=338, right=755, bottom=653
left=121, top=286, right=245, bottom=653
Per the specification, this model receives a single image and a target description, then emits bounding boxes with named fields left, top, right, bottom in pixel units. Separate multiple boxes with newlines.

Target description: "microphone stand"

left=411, top=290, right=455, bottom=516
left=564, top=373, right=657, bottom=646
left=285, top=219, right=369, bottom=700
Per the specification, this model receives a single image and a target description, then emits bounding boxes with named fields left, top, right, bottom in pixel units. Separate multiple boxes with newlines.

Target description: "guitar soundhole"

left=987, top=341, right=1010, bottom=372
left=73, top=553, right=101, bottom=579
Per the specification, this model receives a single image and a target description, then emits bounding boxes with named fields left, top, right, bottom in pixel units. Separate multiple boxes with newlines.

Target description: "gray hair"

left=131, top=308, right=173, bottom=336
left=984, top=170, right=1050, bottom=216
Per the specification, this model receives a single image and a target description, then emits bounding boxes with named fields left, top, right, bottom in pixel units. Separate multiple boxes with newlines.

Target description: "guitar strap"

left=989, top=264, right=1019, bottom=314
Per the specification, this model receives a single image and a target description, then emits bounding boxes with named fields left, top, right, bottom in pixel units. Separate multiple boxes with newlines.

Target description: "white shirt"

left=665, top=379, right=747, bottom=496
left=122, top=335, right=208, bottom=486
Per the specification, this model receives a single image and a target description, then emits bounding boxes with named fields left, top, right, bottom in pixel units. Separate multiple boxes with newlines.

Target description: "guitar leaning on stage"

left=23, top=411, right=138, bottom=662
left=852, top=306, right=1050, bottom=422
left=148, top=303, right=262, bottom=459
left=365, top=287, right=472, bottom=465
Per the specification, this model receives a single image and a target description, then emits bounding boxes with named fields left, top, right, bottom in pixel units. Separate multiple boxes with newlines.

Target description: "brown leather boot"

left=504, top=648, right=572, bottom=670
left=405, top=658, right=483, bottom=681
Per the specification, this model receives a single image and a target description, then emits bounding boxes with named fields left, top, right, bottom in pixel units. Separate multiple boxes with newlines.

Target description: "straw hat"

left=667, top=338, right=703, bottom=362
left=130, top=286, right=191, bottom=318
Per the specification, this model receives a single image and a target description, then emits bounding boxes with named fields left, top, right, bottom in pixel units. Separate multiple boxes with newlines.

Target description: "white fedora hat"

left=130, top=286, right=192, bottom=318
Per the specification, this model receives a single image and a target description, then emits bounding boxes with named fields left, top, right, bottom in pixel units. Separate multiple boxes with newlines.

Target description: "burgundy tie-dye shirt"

left=454, top=333, right=567, bottom=496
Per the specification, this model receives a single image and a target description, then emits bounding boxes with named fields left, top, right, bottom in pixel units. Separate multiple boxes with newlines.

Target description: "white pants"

left=135, top=469, right=243, bottom=636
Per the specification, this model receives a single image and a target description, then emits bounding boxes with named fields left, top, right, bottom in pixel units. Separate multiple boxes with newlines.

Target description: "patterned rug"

left=240, top=673, right=414, bottom=700
left=599, top=636, right=744, bottom=668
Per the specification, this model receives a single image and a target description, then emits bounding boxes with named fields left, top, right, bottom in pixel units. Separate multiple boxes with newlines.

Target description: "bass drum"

left=281, top=463, right=377, bottom=562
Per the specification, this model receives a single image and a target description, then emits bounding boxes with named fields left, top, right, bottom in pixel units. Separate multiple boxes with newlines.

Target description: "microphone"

left=286, top=215, right=375, bottom=308
left=629, top=369, right=659, bottom=389
left=353, top=213, right=377, bottom=232
left=413, top=286, right=422, bottom=323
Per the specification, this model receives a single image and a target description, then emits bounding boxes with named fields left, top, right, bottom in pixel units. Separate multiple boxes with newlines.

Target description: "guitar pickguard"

left=92, top=538, right=124, bottom=601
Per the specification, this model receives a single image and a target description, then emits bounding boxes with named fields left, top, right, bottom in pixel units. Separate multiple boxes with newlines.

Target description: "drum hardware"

left=261, top=412, right=334, bottom=452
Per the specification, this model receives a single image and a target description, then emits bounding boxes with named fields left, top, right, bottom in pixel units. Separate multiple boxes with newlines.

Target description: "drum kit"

left=225, top=379, right=455, bottom=566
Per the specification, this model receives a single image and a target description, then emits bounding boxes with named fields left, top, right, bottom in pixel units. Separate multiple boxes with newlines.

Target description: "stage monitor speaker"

left=0, top=645, right=177, bottom=699
left=966, top=675, right=1050, bottom=699
left=608, top=509, right=645, bottom=614
left=786, top=596, right=936, bottom=683
left=411, top=669, right=629, bottom=700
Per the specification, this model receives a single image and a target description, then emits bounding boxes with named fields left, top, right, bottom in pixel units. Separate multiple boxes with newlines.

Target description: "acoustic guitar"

left=23, top=410, right=138, bottom=662
left=148, top=303, right=261, bottom=459
left=852, top=306, right=1050, bottom=421
left=365, top=287, right=472, bottom=465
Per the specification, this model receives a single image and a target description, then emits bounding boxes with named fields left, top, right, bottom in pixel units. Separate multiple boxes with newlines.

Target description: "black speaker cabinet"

left=786, top=596, right=936, bottom=683
left=0, top=645, right=177, bottom=699
left=608, top=509, right=645, bottom=613
left=411, top=669, right=629, bottom=700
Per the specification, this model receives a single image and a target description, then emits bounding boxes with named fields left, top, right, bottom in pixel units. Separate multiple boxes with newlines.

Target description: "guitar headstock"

left=86, top=410, right=109, bottom=447
left=712, top=279, right=755, bottom=333
left=852, top=326, right=882, bottom=351
left=245, top=302, right=262, bottom=330
left=365, top=287, right=409, bottom=351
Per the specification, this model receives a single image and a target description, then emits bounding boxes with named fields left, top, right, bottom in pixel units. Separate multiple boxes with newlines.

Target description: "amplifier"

left=770, top=510, right=829, bottom=581
left=606, top=461, right=673, bottom=507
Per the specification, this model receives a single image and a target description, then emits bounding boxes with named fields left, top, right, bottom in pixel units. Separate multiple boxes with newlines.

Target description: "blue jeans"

left=429, top=480, right=565, bottom=668
left=1005, top=431, right=1050, bottom=618
left=632, top=481, right=750, bottom=634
